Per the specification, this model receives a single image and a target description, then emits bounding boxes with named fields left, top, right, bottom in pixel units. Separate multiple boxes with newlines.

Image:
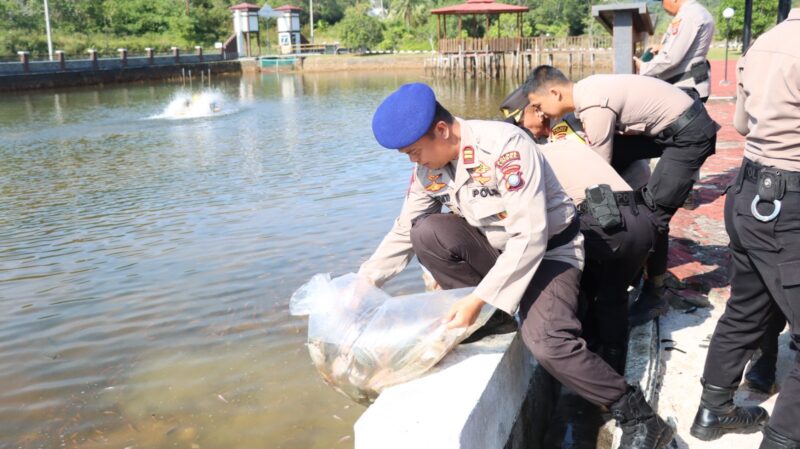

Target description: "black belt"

left=743, top=159, right=800, bottom=192
left=576, top=190, right=646, bottom=214
left=659, top=100, right=704, bottom=139
left=664, top=61, right=710, bottom=85
left=546, top=212, right=580, bottom=251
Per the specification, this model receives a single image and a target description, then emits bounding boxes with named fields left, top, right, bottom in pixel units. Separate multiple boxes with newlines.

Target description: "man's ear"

left=550, top=86, right=562, bottom=101
left=436, top=121, right=450, bottom=140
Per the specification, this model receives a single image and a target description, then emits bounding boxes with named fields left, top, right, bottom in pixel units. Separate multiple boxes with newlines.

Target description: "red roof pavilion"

left=430, top=0, right=529, bottom=40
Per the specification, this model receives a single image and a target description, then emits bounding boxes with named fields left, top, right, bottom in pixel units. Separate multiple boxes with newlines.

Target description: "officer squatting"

left=354, top=7, right=800, bottom=449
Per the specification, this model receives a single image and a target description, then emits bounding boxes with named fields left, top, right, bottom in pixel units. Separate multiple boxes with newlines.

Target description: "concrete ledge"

left=355, top=333, right=558, bottom=449
left=0, top=60, right=240, bottom=91
left=606, top=319, right=661, bottom=448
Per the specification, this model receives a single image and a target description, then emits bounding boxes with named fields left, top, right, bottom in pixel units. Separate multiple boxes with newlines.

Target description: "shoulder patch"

left=496, top=151, right=521, bottom=168
left=670, top=18, right=681, bottom=35
left=462, top=146, right=475, bottom=165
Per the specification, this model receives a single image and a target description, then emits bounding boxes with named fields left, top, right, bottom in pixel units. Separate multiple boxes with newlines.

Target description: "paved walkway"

left=656, top=98, right=795, bottom=449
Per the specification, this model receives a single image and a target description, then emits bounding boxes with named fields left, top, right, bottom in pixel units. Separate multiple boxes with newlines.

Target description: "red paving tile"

left=709, top=59, right=739, bottom=98
left=667, top=99, right=742, bottom=297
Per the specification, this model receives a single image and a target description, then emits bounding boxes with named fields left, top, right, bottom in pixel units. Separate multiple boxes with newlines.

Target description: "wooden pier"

left=425, top=35, right=613, bottom=79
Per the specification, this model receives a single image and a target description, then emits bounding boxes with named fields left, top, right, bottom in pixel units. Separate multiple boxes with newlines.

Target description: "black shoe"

left=629, top=283, right=670, bottom=328
left=690, top=380, right=769, bottom=441
left=746, top=353, right=778, bottom=394
left=609, top=385, right=675, bottom=449
left=599, top=344, right=628, bottom=376
left=461, top=309, right=517, bottom=344
left=760, top=426, right=800, bottom=449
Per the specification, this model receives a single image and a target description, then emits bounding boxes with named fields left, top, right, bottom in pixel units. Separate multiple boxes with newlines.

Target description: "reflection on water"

left=0, top=70, right=561, bottom=449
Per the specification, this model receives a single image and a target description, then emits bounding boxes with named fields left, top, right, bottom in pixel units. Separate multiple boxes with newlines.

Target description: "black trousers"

left=702, top=160, right=800, bottom=440
left=610, top=107, right=718, bottom=231
left=409, top=213, right=628, bottom=406
left=581, top=203, right=659, bottom=348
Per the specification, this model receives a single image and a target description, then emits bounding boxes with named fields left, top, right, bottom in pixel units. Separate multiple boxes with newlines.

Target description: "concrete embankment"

left=0, top=55, right=241, bottom=91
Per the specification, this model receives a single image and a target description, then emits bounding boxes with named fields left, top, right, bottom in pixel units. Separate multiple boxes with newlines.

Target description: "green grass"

left=707, top=46, right=742, bottom=61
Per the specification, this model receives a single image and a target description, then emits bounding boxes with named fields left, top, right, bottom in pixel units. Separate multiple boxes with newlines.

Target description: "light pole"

left=720, top=7, right=735, bottom=86
left=43, top=0, right=54, bottom=61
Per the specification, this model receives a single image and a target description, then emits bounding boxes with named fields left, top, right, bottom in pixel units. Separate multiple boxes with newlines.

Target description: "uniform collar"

left=572, top=81, right=585, bottom=118
left=789, top=8, right=800, bottom=20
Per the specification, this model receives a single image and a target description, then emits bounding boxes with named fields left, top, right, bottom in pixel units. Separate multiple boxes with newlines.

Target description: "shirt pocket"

left=468, top=193, right=507, bottom=225
left=621, top=122, right=647, bottom=135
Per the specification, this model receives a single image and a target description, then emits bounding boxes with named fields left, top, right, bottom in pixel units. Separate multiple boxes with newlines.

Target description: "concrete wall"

left=0, top=54, right=227, bottom=76
left=0, top=58, right=240, bottom=91
left=354, top=333, right=559, bottom=449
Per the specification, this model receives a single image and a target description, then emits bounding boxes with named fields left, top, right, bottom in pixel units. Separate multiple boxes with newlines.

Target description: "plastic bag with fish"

left=289, top=273, right=494, bottom=405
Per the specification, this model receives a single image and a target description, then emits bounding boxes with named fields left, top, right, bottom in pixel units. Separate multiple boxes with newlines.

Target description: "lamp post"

left=720, top=7, right=735, bottom=86
left=43, top=0, right=53, bottom=61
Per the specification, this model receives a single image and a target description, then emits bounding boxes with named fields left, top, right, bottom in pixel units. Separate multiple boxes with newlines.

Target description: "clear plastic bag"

left=290, top=273, right=494, bottom=405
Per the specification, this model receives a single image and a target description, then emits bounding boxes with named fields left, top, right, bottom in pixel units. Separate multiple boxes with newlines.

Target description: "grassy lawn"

left=707, top=46, right=742, bottom=60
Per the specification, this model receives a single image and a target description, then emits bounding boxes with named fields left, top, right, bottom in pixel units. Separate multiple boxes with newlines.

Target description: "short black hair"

left=522, top=65, right=569, bottom=95
left=426, top=101, right=454, bottom=135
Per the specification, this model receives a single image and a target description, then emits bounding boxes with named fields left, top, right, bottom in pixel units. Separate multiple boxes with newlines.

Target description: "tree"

left=715, top=0, right=779, bottom=40
left=338, top=4, right=383, bottom=49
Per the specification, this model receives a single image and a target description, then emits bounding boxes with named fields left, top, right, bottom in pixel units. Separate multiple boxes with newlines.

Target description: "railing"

left=437, top=35, right=612, bottom=54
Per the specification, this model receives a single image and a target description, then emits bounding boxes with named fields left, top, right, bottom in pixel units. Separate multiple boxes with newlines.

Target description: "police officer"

left=500, top=84, right=652, bottom=190
left=360, top=83, right=674, bottom=449
left=540, top=139, right=660, bottom=375
left=636, top=0, right=715, bottom=102
left=523, top=65, right=720, bottom=325
left=501, top=93, right=661, bottom=373
left=690, top=10, right=800, bottom=449
left=633, top=0, right=715, bottom=326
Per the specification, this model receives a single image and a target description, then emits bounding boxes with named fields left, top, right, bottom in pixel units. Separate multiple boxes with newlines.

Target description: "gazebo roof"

left=229, top=3, right=261, bottom=11
left=274, top=4, right=304, bottom=12
left=431, top=0, right=528, bottom=15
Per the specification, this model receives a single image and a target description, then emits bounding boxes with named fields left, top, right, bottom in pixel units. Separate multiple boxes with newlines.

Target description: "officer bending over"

left=503, top=102, right=660, bottom=374
left=523, top=65, right=720, bottom=326
left=359, top=83, right=674, bottom=449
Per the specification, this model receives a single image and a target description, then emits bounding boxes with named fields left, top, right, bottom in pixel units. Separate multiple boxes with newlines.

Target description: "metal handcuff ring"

left=751, top=195, right=782, bottom=222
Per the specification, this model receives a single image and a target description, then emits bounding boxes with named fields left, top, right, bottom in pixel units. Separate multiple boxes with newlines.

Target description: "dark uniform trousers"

left=703, top=159, right=800, bottom=440
left=580, top=201, right=660, bottom=348
left=409, top=213, right=628, bottom=406
left=610, top=102, right=718, bottom=232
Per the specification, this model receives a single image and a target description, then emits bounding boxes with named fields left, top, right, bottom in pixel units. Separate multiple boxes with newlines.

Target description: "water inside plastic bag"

left=290, top=273, right=494, bottom=405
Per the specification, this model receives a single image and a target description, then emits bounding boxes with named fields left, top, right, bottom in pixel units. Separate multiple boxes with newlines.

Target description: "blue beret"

left=372, top=83, right=437, bottom=149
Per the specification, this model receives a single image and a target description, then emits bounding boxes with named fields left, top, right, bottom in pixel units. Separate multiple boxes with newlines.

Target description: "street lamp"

left=43, top=0, right=54, bottom=61
left=720, top=7, right=735, bottom=86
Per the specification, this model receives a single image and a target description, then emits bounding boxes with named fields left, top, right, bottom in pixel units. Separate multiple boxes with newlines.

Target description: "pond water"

left=0, top=70, right=545, bottom=449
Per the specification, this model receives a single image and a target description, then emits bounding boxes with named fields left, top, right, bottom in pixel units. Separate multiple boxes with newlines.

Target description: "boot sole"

left=689, top=421, right=765, bottom=441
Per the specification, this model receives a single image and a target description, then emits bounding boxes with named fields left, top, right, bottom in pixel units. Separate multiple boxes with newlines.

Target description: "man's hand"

left=443, top=294, right=486, bottom=329
left=633, top=56, right=642, bottom=73
left=649, top=44, right=661, bottom=54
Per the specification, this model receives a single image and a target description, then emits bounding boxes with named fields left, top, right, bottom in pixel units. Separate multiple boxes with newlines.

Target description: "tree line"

left=0, top=0, right=787, bottom=58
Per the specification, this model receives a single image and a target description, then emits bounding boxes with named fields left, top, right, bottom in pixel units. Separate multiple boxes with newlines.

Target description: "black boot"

left=460, top=309, right=517, bottom=344
left=609, top=385, right=674, bottom=449
left=760, top=426, right=800, bottom=449
left=599, top=344, right=628, bottom=376
left=629, top=282, right=669, bottom=328
left=746, top=353, right=778, bottom=394
left=690, top=380, right=769, bottom=441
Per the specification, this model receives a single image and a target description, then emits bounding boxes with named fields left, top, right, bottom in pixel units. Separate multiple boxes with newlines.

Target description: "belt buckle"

left=751, top=169, right=784, bottom=222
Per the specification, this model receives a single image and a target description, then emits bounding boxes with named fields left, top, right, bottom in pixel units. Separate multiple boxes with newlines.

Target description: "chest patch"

left=425, top=173, right=447, bottom=192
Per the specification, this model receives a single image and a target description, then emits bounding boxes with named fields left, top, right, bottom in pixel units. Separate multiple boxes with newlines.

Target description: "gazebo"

left=431, top=0, right=529, bottom=49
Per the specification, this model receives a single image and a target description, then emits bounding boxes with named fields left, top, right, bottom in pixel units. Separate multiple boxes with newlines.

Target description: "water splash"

left=151, top=90, right=235, bottom=120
